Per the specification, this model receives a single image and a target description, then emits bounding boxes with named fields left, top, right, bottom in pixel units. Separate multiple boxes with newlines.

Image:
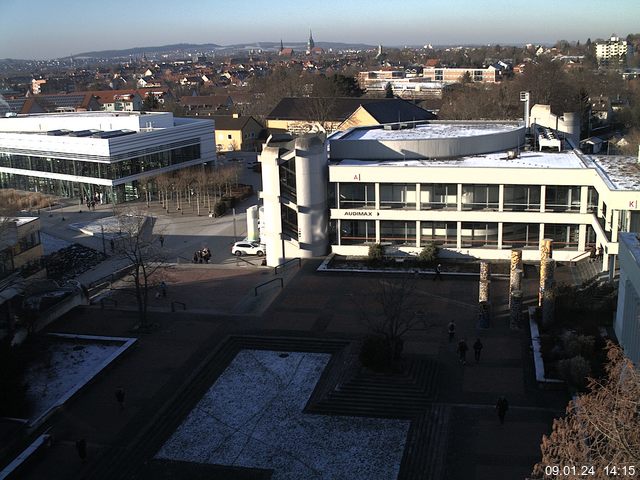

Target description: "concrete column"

left=509, top=249, right=523, bottom=306
left=498, top=184, right=504, bottom=212
left=375, top=183, right=380, bottom=210
left=578, top=224, right=587, bottom=252
left=579, top=186, right=589, bottom=214
left=479, top=261, right=490, bottom=303
left=456, top=221, right=462, bottom=250
left=375, top=219, right=381, bottom=243
left=540, top=258, right=556, bottom=324
left=457, top=184, right=463, bottom=211
left=477, top=301, right=490, bottom=329
left=415, top=220, right=420, bottom=247
left=497, top=222, right=503, bottom=249
left=510, top=290, right=523, bottom=329
left=416, top=183, right=421, bottom=211
left=540, top=185, right=546, bottom=213
left=611, top=210, right=619, bottom=242
left=539, top=240, right=553, bottom=306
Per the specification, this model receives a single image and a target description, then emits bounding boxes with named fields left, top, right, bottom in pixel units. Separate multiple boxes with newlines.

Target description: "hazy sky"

left=1, top=0, right=639, bottom=59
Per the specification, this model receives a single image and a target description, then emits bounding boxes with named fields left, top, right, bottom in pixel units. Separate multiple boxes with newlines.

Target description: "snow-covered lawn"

left=156, top=350, right=410, bottom=480
left=25, top=335, right=134, bottom=425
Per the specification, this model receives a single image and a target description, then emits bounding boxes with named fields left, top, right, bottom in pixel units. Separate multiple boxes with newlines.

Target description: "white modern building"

left=0, top=111, right=215, bottom=203
left=258, top=117, right=640, bottom=270
left=614, top=232, right=640, bottom=365
left=596, top=35, right=632, bottom=66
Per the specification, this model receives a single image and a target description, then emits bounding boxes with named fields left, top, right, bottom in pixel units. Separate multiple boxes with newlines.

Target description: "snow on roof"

left=342, top=122, right=521, bottom=141
left=588, top=155, right=640, bottom=191
left=334, top=150, right=586, bottom=169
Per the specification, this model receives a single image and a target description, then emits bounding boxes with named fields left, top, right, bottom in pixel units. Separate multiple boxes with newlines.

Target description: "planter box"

left=528, top=307, right=564, bottom=389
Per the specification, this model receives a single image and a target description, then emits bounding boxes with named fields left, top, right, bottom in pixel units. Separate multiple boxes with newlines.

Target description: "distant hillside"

left=74, top=43, right=222, bottom=58
left=73, top=41, right=375, bottom=58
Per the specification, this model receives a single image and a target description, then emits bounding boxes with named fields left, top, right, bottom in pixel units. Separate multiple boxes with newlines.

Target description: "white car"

left=231, top=241, right=265, bottom=257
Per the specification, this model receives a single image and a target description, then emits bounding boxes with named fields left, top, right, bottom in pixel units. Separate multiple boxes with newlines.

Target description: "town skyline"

left=1, top=0, right=639, bottom=60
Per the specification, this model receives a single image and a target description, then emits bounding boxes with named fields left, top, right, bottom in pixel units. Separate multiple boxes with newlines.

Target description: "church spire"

left=280, top=38, right=284, bottom=53
left=306, top=29, right=315, bottom=54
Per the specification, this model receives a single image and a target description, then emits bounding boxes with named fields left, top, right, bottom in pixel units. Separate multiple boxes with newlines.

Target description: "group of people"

left=589, top=244, right=604, bottom=263
left=83, top=192, right=103, bottom=211
left=193, top=247, right=211, bottom=264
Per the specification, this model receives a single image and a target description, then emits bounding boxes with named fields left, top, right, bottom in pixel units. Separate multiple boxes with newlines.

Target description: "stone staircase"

left=570, top=257, right=603, bottom=286
left=397, top=404, right=451, bottom=480
left=307, top=356, right=440, bottom=418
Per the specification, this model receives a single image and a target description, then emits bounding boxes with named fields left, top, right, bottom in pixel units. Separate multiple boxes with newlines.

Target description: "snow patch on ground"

left=156, top=350, right=410, bottom=480
left=25, top=341, right=122, bottom=422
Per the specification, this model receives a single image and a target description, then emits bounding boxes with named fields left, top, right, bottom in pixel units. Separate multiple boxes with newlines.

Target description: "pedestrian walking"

left=115, top=387, right=125, bottom=410
left=109, top=238, right=115, bottom=253
left=159, top=235, right=164, bottom=248
left=447, top=320, right=456, bottom=342
left=589, top=245, right=596, bottom=263
left=597, top=245, right=604, bottom=261
left=496, top=396, right=509, bottom=424
left=75, top=438, right=87, bottom=461
left=433, top=263, right=443, bottom=281
left=193, top=251, right=199, bottom=263
left=160, top=281, right=167, bottom=298
left=473, top=338, right=483, bottom=363
left=457, top=339, right=468, bottom=364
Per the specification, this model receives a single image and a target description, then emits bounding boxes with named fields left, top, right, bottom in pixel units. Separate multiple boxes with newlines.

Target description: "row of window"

left=0, top=144, right=201, bottom=180
left=334, top=183, right=598, bottom=212
left=333, top=220, right=593, bottom=249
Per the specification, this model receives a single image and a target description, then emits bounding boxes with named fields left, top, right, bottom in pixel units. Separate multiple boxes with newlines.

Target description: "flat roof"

left=338, top=122, right=522, bottom=141
left=333, top=150, right=586, bottom=169
left=588, top=155, right=640, bottom=191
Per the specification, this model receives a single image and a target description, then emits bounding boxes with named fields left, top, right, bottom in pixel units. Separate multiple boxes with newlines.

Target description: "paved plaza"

left=4, top=176, right=572, bottom=479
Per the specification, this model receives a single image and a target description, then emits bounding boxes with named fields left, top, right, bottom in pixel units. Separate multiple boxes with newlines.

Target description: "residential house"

left=180, top=95, right=234, bottom=115
left=211, top=114, right=264, bottom=152
left=0, top=217, right=43, bottom=281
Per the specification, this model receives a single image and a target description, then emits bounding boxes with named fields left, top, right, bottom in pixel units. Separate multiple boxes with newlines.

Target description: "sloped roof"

left=359, top=101, right=436, bottom=123
left=210, top=115, right=262, bottom=131
left=267, top=97, right=435, bottom=123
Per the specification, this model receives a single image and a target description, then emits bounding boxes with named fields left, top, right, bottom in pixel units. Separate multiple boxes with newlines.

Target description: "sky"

left=1, top=0, right=639, bottom=59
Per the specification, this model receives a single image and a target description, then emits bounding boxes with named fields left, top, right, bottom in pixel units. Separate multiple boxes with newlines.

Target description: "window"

left=340, top=220, right=375, bottom=245
left=503, top=185, right=541, bottom=211
left=380, top=183, right=416, bottom=209
left=227, top=134, right=233, bottom=139
left=544, top=224, right=579, bottom=249
left=338, top=183, right=376, bottom=209
left=279, top=158, right=296, bottom=201
left=420, top=184, right=457, bottom=209
left=462, top=185, right=499, bottom=210
left=502, top=223, right=540, bottom=248
left=420, top=221, right=457, bottom=247
left=281, top=205, right=298, bottom=240
left=380, top=221, right=416, bottom=246
left=460, top=222, right=499, bottom=248
left=545, top=186, right=581, bottom=212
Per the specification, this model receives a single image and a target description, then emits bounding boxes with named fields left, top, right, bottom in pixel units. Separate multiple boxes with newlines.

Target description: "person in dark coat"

left=433, top=263, right=443, bottom=281
left=115, top=387, right=125, bottom=409
left=447, top=320, right=456, bottom=342
left=473, top=338, right=483, bottom=363
left=457, top=339, right=468, bottom=364
left=75, top=438, right=87, bottom=461
left=496, top=396, right=509, bottom=424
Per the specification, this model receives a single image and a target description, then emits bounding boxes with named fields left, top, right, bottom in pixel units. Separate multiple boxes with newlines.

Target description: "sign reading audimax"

left=343, top=211, right=380, bottom=216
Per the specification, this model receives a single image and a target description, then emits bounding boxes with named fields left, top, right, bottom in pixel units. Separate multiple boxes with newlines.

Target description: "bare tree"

left=356, top=276, right=426, bottom=366
left=532, top=342, right=640, bottom=479
left=113, top=206, right=165, bottom=329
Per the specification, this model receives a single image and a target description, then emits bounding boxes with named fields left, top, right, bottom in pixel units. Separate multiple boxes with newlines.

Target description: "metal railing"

left=254, top=277, right=283, bottom=296
left=274, top=257, right=301, bottom=275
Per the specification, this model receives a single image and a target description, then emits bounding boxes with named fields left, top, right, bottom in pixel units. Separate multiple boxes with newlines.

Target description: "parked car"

left=231, top=241, right=265, bottom=257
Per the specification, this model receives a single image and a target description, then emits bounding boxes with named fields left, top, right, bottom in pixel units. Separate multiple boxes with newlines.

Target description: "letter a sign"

left=353, top=174, right=361, bottom=181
